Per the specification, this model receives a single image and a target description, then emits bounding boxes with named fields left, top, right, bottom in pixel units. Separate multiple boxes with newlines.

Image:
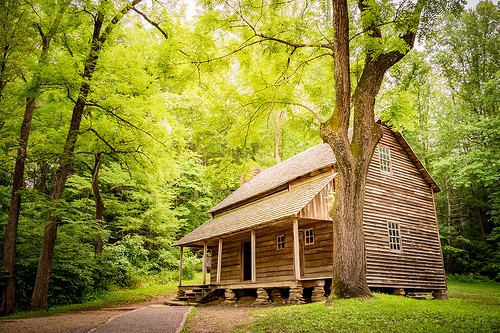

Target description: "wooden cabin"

left=175, top=123, right=447, bottom=303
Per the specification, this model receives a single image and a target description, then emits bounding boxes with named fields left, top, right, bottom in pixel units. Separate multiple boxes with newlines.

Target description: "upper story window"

left=277, top=235, right=285, bottom=250
left=305, top=228, right=314, bottom=245
left=379, top=145, right=392, bottom=173
left=388, top=222, right=402, bottom=251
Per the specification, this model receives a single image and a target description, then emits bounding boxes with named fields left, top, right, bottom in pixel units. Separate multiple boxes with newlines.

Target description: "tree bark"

left=92, top=153, right=104, bottom=255
left=274, top=111, right=283, bottom=163
left=0, top=1, right=68, bottom=313
left=29, top=0, right=142, bottom=311
left=1, top=99, right=35, bottom=315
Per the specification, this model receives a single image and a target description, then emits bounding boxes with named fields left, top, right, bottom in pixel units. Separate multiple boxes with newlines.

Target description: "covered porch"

left=176, top=216, right=334, bottom=304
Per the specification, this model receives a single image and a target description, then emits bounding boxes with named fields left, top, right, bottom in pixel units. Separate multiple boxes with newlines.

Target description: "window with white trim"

left=277, top=235, right=285, bottom=250
left=388, top=222, right=401, bottom=251
left=305, top=229, right=314, bottom=245
left=379, top=145, right=392, bottom=173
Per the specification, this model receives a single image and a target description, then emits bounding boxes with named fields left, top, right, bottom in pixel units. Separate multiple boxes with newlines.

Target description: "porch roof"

left=175, top=173, right=335, bottom=246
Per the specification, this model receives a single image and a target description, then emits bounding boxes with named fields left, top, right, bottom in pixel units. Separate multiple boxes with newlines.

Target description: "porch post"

left=251, top=229, right=256, bottom=283
left=217, top=238, right=223, bottom=283
left=178, top=245, right=183, bottom=287
left=202, top=241, right=208, bottom=285
left=293, top=218, right=300, bottom=280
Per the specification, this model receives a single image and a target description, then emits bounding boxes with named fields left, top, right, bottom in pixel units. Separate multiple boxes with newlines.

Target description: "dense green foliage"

left=238, top=279, right=500, bottom=333
left=0, top=0, right=498, bottom=312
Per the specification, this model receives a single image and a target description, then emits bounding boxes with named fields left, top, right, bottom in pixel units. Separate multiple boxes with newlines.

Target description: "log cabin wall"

left=210, top=225, right=296, bottom=284
left=254, top=228, right=294, bottom=282
left=299, top=220, right=333, bottom=278
left=210, top=233, right=247, bottom=284
left=363, top=126, right=446, bottom=290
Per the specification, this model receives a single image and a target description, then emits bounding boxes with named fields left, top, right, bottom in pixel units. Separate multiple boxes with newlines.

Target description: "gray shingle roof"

left=209, top=143, right=336, bottom=214
left=175, top=173, right=334, bottom=246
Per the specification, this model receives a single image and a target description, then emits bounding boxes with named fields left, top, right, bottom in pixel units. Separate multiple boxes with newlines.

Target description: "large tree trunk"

left=0, top=2, right=68, bottom=312
left=320, top=0, right=422, bottom=299
left=30, top=0, right=142, bottom=310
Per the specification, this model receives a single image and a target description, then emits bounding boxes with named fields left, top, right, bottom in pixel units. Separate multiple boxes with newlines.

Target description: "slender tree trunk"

left=0, top=1, right=68, bottom=312
left=30, top=0, right=142, bottom=310
left=274, top=111, right=283, bottom=163
left=0, top=99, right=35, bottom=315
left=92, top=153, right=104, bottom=255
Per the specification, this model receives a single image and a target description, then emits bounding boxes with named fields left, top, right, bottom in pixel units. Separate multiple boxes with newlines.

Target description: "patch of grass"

left=181, top=306, right=199, bottom=333
left=3, top=272, right=203, bottom=320
left=238, top=280, right=500, bottom=333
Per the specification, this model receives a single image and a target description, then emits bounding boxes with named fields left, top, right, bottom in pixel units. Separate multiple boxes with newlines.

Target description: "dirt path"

left=183, top=305, right=255, bottom=333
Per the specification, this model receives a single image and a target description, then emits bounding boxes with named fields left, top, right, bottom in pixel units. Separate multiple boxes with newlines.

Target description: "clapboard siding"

left=298, top=181, right=334, bottom=221
left=255, top=228, right=295, bottom=282
left=301, top=220, right=333, bottom=278
left=210, top=226, right=296, bottom=284
left=364, top=126, right=446, bottom=289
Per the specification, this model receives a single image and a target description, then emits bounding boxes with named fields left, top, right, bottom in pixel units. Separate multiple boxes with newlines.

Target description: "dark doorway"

left=242, top=240, right=252, bottom=281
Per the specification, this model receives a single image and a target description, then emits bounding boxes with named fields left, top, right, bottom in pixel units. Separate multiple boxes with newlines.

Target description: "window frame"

left=387, top=221, right=402, bottom=252
left=305, top=228, right=314, bottom=245
left=378, top=145, right=392, bottom=174
left=277, top=234, right=285, bottom=250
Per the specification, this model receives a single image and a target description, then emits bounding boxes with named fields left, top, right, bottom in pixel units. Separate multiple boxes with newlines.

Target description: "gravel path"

left=91, top=305, right=192, bottom=333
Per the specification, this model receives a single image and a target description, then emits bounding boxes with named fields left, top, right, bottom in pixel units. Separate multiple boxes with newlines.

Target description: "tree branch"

left=132, top=7, right=168, bottom=40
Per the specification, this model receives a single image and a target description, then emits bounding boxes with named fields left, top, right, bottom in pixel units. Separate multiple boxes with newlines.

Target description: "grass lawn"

left=238, top=280, right=500, bottom=333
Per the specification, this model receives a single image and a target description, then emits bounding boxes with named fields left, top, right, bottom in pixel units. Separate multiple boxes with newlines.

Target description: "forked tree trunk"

left=320, top=0, right=422, bottom=299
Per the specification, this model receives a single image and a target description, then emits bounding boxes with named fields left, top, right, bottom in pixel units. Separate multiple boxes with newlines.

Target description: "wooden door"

left=299, top=231, right=305, bottom=278
left=242, top=240, right=252, bottom=281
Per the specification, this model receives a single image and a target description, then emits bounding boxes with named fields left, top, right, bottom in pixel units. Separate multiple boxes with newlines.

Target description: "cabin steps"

left=176, top=285, right=217, bottom=304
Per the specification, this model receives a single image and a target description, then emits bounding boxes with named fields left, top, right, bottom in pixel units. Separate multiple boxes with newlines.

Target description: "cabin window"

left=379, top=145, right=392, bottom=173
left=277, top=235, right=285, bottom=250
left=305, top=229, right=314, bottom=245
left=388, top=222, right=402, bottom=251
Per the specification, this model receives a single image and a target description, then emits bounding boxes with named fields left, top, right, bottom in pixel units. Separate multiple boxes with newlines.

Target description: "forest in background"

left=0, top=0, right=498, bottom=312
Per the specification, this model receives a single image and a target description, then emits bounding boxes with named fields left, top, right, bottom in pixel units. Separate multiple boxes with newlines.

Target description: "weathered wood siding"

left=298, top=180, right=334, bottom=221
left=210, top=234, right=246, bottom=284
left=210, top=227, right=295, bottom=284
left=300, top=220, right=333, bottom=278
left=364, top=126, right=446, bottom=290
left=255, top=228, right=295, bottom=282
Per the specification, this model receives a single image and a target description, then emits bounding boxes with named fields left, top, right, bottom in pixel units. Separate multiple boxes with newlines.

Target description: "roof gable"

left=209, top=143, right=336, bottom=214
